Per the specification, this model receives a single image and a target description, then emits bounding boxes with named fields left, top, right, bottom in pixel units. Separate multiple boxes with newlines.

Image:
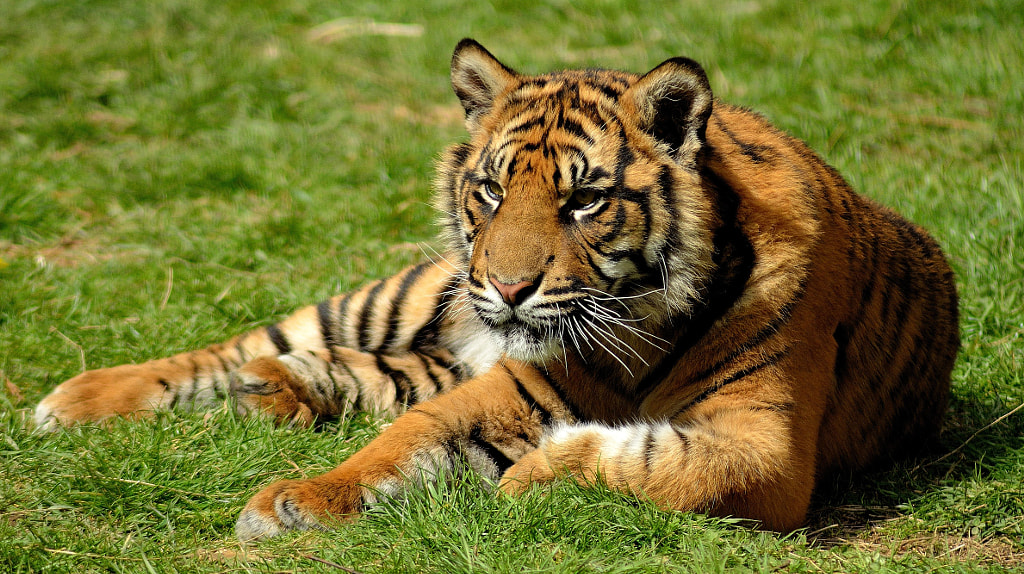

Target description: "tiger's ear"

left=624, top=57, right=713, bottom=168
left=451, top=39, right=518, bottom=132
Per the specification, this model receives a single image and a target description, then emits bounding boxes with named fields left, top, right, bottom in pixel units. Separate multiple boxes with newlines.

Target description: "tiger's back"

left=702, top=103, right=958, bottom=476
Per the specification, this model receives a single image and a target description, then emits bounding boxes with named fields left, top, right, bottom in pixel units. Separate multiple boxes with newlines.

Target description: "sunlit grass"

left=2, top=0, right=1022, bottom=571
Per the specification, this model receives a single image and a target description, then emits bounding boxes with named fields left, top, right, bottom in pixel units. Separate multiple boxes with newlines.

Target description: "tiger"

left=33, top=39, right=959, bottom=539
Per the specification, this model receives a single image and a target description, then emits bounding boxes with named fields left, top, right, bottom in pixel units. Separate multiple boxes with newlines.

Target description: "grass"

left=1, top=0, right=1022, bottom=571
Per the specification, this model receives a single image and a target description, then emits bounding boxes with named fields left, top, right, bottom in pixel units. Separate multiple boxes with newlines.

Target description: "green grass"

left=1, top=0, right=1022, bottom=571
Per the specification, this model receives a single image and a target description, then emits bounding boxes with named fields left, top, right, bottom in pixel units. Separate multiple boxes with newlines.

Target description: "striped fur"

left=34, top=39, right=958, bottom=539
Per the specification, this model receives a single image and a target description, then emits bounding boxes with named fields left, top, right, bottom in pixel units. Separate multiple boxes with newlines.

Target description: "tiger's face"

left=435, top=40, right=718, bottom=367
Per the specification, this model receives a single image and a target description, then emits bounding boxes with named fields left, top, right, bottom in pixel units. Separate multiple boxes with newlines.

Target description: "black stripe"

left=688, top=279, right=805, bottom=386
left=881, top=257, right=916, bottom=364
left=278, top=498, right=326, bottom=527
left=212, top=352, right=233, bottom=398
left=676, top=348, right=790, bottom=415
left=424, top=351, right=467, bottom=382
left=210, top=368, right=229, bottom=401
left=337, top=361, right=363, bottom=410
left=334, top=295, right=352, bottom=347
left=714, top=117, right=774, bottom=164
left=180, top=355, right=200, bottom=406
left=596, top=83, right=620, bottom=101
left=466, top=272, right=486, bottom=289
left=213, top=351, right=233, bottom=374
left=322, top=361, right=341, bottom=405
left=673, top=426, right=691, bottom=452
left=583, top=165, right=609, bottom=186
left=415, top=353, right=443, bottom=397
left=506, top=115, right=546, bottom=136
left=376, top=356, right=414, bottom=406
left=658, top=166, right=682, bottom=257
left=297, top=351, right=332, bottom=404
left=463, top=199, right=478, bottom=229
left=448, top=143, right=472, bottom=167
left=161, top=379, right=178, bottom=410
left=872, top=331, right=929, bottom=456
left=643, top=428, right=657, bottom=474
left=537, top=369, right=581, bottom=421
left=468, top=424, right=515, bottom=475
left=357, top=280, right=387, bottom=351
left=380, top=264, right=430, bottom=353
left=234, top=340, right=249, bottom=362
left=748, top=401, right=796, bottom=413
left=580, top=243, right=616, bottom=285
left=633, top=169, right=755, bottom=399
left=509, top=370, right=552, bottom=426
left=613, top=128, right=634, bottom=191
left=317, top=299, right=338, bottom=349
left=556, top=110, right=596, bottom=145
left=412, top=276, right=460, bottom=350
left=858, top=225, right=882, bottom=308
left=266, top=324, right=291, bottom=355
left=471, top=190, right=495, bottom=217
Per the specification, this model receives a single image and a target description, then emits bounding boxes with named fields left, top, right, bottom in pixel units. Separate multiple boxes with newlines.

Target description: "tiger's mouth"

left=490, top=320, right=562, bottom=363
left=471, top=301, right=565, bottom=363
left=469, top=286, right=672, bottom=372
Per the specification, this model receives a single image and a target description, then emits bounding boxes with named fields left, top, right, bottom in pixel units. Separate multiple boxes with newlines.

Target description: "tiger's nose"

left=489, top=275, right=540, bottom=306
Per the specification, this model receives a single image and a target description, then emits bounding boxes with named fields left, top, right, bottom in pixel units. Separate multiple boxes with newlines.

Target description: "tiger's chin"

left=495, top=324, right=562, bottom=364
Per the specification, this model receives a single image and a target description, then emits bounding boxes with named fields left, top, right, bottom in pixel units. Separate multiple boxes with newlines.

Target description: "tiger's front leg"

left=499, top=346, right=829, bottom=532
left=235, top=362, right=572, bottom=540
left=497, top=403, right=812, bottom=531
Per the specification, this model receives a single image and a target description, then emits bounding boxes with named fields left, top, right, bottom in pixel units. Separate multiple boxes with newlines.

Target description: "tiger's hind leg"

left=230, top=347, right=464, bottom=426
left=34, top=344, right=247, bottom=430
left=35, top=345, right=465, bottom=430
left=34, top=259, right=466, bottom=429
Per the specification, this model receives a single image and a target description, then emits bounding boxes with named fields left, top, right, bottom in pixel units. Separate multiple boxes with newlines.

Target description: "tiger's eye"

left=571, top=187, right=598, bottom=208
left=484, top=181, right=504, bottom=201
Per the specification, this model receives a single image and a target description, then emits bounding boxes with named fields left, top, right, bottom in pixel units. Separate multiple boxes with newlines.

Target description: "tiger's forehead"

left=475, top=70, right=634, bottom=195
left=503, top=68, right=638, bottom=108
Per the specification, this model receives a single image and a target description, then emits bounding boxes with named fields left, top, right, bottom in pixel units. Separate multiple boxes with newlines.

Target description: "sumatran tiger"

left=34, top=39, right=959, bottom=538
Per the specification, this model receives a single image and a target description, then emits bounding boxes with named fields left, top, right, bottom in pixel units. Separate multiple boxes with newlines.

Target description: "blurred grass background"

left=1, top=0, right=1022, bottom=572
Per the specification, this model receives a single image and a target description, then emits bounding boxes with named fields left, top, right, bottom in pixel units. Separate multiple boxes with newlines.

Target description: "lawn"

left=1, top=0, right=1022, bottom=572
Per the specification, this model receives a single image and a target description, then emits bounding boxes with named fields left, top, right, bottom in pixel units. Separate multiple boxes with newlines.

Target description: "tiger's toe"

left=231, top=358, right=316, bottom=427
left=235, top=480, right=326, bottom=541
left=498, top=448, right=555, bottom=494
left=34, top=366, right=170, bottom=430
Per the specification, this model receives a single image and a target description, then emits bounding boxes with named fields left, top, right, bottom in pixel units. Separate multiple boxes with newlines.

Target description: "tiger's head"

left=435, top=39, right=719, bottom=369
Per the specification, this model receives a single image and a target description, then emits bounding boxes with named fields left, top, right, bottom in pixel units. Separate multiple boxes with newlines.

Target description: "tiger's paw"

left=34, top=364, right=171, bottom=430
left=231, top=357, right=316, bottom=427
left=498, top=448, right=556, bottom=495
left=235, top=477, right=361, bottom=541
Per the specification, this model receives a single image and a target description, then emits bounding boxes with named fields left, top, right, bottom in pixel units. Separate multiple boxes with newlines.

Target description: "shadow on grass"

left=804, top=393, right=1024, bottom=565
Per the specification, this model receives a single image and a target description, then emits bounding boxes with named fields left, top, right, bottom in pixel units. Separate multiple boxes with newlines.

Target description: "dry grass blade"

left=914, top=402, right=1024, bottom=471
left=308, top=18, right=424, bottom=43
left=50, top=327, right=86, bottom=373
left=302, top=553, right=366, bottom=573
